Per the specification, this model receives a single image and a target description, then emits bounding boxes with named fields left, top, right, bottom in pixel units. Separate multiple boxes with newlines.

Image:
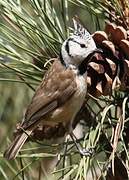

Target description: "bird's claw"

left=79, top=148, right=94, bottom=157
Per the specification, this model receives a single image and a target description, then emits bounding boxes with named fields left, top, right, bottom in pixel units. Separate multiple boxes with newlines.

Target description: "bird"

left=4, top=18, right=98, bottom=160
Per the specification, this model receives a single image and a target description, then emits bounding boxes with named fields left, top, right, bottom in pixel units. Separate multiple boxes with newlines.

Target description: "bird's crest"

left=73, top=16, right=91, bottom=40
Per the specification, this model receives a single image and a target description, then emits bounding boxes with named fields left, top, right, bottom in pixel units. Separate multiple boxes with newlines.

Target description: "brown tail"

left=4, top=130, right=32, bottom=160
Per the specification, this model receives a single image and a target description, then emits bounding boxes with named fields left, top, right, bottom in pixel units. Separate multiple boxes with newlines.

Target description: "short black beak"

left=93, top=48, right=103, bottom=54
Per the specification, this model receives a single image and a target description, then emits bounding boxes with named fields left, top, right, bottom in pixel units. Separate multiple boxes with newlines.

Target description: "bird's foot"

left=79, top=147, right=94, bottom=157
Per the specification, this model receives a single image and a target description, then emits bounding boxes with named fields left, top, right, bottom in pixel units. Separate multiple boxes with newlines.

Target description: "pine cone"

left=86, top=22, right=129, bottom=97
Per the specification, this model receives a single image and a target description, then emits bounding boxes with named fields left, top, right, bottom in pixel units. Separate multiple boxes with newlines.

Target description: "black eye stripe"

left=69, top=38, right=81, bottom=45
left=68, top=38, right=87, bottom=48
left=80, top=44, right=86, bottom=48
left=65, top=40, right=70, bottom=54
left=65, top=39, right=72, bottom=57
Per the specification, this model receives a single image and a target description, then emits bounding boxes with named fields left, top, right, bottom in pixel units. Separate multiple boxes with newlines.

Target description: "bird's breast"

left=74, top=74, right=87, bottom=109
left=45, top=75, right=87, bottom=125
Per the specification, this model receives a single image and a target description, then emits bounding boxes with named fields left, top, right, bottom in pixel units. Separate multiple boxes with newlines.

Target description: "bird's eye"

left=80, top=44, right=87, bottom=48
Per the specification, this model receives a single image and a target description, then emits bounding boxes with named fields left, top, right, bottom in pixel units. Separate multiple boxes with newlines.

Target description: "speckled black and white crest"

left=73, top=18, right=91, bottom=41
left=60, top=18, right=97, bottom=68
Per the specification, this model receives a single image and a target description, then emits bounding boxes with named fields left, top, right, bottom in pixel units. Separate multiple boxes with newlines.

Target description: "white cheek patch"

left=69, top=41, right=81, bottom=57
left=69, top=39, right=96, bottom=59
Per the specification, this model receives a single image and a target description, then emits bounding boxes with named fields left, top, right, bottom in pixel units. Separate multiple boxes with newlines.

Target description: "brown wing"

left=22, top=58, right=77, bottom=128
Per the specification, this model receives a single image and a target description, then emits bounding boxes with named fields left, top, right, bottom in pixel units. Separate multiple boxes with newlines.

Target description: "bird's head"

left=60, top=18, right=98, bottom=68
